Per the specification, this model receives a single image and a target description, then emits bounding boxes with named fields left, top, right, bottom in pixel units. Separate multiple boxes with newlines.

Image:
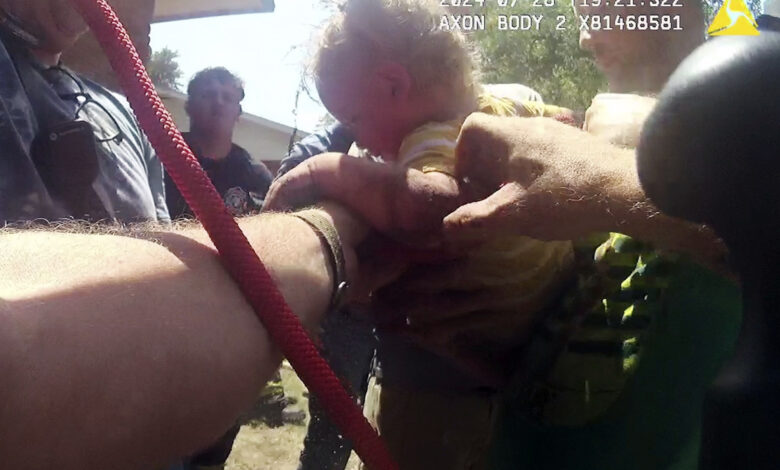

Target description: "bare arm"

left=265, top=152, right=463, bottom=242
left=446, top=114, right=728, bottom=270
left=0, top=205, right=364, bottom=469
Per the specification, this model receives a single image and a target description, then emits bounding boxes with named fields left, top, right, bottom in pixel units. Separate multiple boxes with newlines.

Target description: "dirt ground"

left=225, top=362, right=361, bottom=470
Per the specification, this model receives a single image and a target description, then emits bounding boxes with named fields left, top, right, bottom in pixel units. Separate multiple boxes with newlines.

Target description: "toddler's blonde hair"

left=313, top=0, right=479, bottom=112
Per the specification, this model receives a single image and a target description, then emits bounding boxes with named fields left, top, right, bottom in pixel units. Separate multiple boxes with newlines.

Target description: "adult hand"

left=264, top=152, right=345, bottom=212
left=371, top=251, right=546, bottom=346
left=444, top=113, right=643, bottom=242
left=445, top=113, right=728, bottom=271
left=368, top=253, right=551, bottom=387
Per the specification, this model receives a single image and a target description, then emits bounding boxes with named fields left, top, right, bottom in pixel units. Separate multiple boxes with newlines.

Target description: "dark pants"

left=298, top=310, right=375, bottom=470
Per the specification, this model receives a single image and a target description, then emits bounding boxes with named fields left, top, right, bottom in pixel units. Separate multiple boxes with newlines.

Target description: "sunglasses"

left=50, top=66, right=125, bottom=144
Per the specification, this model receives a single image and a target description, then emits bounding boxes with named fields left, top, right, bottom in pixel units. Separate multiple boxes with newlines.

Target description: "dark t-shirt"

left=165, top=133, right=273, bottom=219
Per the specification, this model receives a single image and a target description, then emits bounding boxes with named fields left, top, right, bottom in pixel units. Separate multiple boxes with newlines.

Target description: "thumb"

left=455, top=113, right=511, bottom=188
left=443, top=182, right=530, bottom=242
left=262, top=165, right=319, bottom=212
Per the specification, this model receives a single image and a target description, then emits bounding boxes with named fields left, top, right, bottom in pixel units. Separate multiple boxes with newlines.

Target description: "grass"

left=225, top=361, right=361, bottom=470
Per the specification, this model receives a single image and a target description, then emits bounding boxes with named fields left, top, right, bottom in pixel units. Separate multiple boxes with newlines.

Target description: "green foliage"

left=147, top=47, right=183, bottom=91
left=470, top=2, right=606, bottom=111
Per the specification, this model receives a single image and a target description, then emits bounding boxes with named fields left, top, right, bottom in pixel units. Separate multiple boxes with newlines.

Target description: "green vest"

left=490, top=242, right=742, bottom=469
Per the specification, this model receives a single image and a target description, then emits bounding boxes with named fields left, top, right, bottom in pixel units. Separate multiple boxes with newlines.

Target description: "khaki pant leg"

left=362, top=378, right=499, bottom=470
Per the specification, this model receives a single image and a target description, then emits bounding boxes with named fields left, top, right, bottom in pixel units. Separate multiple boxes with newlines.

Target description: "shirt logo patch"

left=223, top=186, right=248, bottom=215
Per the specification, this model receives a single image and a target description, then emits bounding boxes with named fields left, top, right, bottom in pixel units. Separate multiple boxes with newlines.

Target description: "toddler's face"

left=317, top=64, right=413, bottom=160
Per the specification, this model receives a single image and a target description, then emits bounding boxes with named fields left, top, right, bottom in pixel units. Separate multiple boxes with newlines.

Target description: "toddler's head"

left=313, top=0, right=479, bottom=159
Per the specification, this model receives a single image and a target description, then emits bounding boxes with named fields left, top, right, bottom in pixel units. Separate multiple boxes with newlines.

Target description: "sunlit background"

left=151, top=0, right=331, bottom=134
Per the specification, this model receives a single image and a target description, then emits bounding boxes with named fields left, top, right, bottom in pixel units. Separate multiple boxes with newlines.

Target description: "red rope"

left=67, top=1, right=396, bottom=468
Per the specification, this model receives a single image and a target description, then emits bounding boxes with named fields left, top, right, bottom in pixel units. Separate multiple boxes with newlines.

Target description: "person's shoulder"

left=80, top=76, right=144, bottom=130
left=229, top=143, right=257, bottom=166
left=230, top=142, right=251, bottom=159
left=230, top=143, right=272, bottom=177
left=287, top=123, right=355, bottom=157
left=323, top=123, right=355, bottom=149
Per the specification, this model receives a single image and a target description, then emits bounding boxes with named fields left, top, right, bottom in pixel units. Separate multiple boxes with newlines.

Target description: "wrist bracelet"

left=293, top=210, right=349, bottom=310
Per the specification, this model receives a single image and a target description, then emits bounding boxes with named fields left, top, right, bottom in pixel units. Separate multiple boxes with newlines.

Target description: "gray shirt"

left=0, top=33, right=169, bottom=224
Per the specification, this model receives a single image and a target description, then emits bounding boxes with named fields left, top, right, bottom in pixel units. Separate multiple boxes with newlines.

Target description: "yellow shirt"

left=396, top=95, right=575, bottom=355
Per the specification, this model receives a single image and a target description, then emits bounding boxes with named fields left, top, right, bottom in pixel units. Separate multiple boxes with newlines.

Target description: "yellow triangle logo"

left=708, top=0, right=760, bottom=36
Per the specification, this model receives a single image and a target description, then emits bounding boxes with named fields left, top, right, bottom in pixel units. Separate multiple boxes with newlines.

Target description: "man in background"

left=165, top=67, right=273, bottom=219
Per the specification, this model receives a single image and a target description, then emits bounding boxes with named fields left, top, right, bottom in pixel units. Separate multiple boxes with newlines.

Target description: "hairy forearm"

left=584, top=144, right=728, bottom=269
left=453, top=114, right=729, bottom=271
left=611, top=192, right=729, bottom=272
left=314, top=156, right=462, bottom=238
left=310, top=155, right=396, bottom=225
left=0, top=213, right=336, bottom=469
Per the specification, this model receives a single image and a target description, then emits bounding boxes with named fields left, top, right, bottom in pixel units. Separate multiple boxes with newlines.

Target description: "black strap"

left=293, top=210, right=349, bottom=309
